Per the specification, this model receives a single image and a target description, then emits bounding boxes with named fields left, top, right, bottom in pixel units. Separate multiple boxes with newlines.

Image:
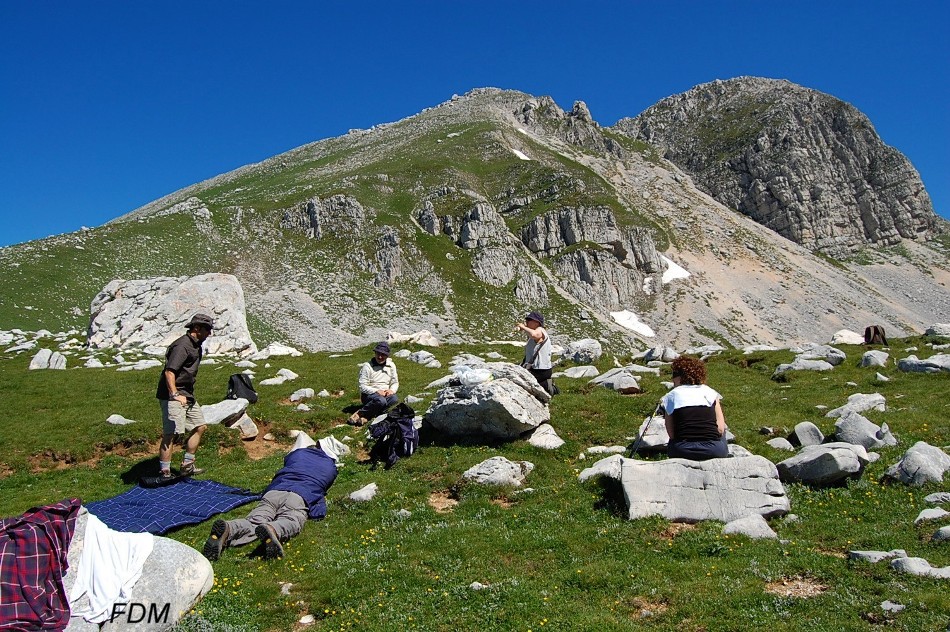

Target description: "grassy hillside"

left=1, top=340, right=948, bottom=630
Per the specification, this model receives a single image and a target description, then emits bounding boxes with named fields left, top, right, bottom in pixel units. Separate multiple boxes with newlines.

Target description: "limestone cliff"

left=614, top=77, right=941, bottom=257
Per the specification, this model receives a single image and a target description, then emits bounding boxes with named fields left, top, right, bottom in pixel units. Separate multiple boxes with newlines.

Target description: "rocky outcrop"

left=614, top=77, right=941, bottom=257
left=515, top=97, right=625, bottom=158
left=280, top=194, right=370, bottom=240
left=87, top=274, right=257, bottom=356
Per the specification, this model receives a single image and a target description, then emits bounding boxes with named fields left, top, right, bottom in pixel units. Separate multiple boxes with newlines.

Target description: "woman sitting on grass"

left=660, top=356, right=728, bottom=460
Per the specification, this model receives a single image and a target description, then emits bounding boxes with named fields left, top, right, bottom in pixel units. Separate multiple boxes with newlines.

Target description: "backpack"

left=368, top=402, right=419, bottom=469
left=864, top=325, right=888, bottom=346
left=226, top=373, right=258, bottom=404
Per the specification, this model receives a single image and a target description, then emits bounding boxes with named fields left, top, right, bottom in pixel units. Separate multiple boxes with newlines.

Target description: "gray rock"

left=463, top=456, right=534, bottom=486
left=624, top=363, right=662, bottom=376
left=831, top=330, right=865, bottom=345
left=933, top=526, right=950, bottom=542
left=722, top=514, right=778, bottom=539
left=925, top=324, right=950, bottom=337
left=116, top=359, right=162, bottom=372
left=393, top=349, right=412, bottom=358
left=644, top=346, right=679, bottom=363
left=632, top=415, right=669, bottom=452
left=424, top=363, right=549, bottom=440
left=84, top=358, right=104, bottom=368
left=29, top=348, right=67, bottom=370
left=404, top=395, right=423, bottom=405
left=897, top=354, right=950, bottom=373
left=387, top=330, right=440, bottom=347
left=882, top=442, right=950, bottom=486
left=789, top=421, right=824, bottom=447
left=880, top=601, right=905, bottom=613
left=860, top=350, right=889, bottom=368
left=469, top=581, right=489, bottom=591
left=317, top=389, right=331, bottom=397
left=589, top=368, right=641, bottom=394
left=825, top=392, right=886, bottom=418
left=728, top=444, right=754, bottom=458
left=563, top=365, right=600, bottom=379
left=249, top=342, right=302, bottom=360
left=296, top=403, right=311, bottom=412
left=744, top=345, right=780, bottom=354
left=833, top=410, right=894, bottom=450
left=797, top=344, right=847, bottom=366
left=890, top=556, right=950, bottom=579
left=875, top=372, right=890, bottom=382
left=914, top=508, right=950, bottom=524
left=409, top=350, right=442, bottom=368
left=349, top=483, right=378, bottom=502
left=587, top=445, right=627, bottom=455
left=106, top=414, right=138, bottom=425
left=234, top=360, right=256, bottom=368
left=229, top=413, right=259, bottom=439
left=201, top=398, right=249, bottom=426
left=527, top=424, right=565, bottom=449
left=565, top=339, right=602, bottom=364
left=766, top=438, right=795, bottom=451
left=848, top=549, right=907, bottom=563
left=772, top=358, right=834, bottom=378
left=925, top=492, right=950, bottom=505
left=776, top=442, right=871, bottom=486
left=87, top=273, right=257, bottom=356
left=290, top=388, right=315, bottom=402
left=579, top=454, right=788, bottom=522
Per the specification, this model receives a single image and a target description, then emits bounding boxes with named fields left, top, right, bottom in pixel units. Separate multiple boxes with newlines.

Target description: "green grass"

left=2, top=339, right=949, bottom=630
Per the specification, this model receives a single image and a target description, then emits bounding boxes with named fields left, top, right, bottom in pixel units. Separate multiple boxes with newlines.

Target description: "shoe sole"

left=202, top=519, right=229, bottom=561
left=255, top=524, right=285, bottom=560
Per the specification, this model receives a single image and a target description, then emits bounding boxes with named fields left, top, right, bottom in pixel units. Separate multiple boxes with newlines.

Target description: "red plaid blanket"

left=0, top=498, right=81, bottom=630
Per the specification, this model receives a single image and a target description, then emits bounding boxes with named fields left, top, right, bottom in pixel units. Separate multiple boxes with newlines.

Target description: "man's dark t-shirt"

left=156, top=334, right=203, bottom=400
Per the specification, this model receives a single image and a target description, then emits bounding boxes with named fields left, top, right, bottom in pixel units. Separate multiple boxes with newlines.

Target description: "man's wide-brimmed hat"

left=373, top=342, right=391, bottom=356
left=185, top=313, right=215, bottom=330
left=525, top=311, right=545, bottom=325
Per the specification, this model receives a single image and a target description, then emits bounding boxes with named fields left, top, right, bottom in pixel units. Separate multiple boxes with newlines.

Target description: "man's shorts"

left=160, top=399, right=206, bottom=435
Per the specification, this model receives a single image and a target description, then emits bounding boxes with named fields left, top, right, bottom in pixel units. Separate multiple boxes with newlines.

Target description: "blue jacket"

left=265, top=447, right=338, bottom=519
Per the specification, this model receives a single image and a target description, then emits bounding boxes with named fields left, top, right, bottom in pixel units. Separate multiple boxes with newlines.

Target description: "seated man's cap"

left=373, top=342, right=391, bottom=356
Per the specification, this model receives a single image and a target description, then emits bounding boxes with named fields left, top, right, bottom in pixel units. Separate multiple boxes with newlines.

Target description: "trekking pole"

left=627, top=403, right=663, bottom=458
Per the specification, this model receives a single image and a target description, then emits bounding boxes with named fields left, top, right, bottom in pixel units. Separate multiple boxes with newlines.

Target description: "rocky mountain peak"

left=613, top=77, right=943, bottom=257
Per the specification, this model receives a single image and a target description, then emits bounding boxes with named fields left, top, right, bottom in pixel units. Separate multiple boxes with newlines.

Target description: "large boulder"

left=833, top=411, right=896, bottom=449
left=925, top=324, right=950, bottom=337
left=797, top=344, right=847, bottom=366
left=579, top=454, right=788, bottom=522
left=424, top=363, right=550, bottom=439
left=831, top=330, right=865, bottom=345
left=64, top=508, right=213, bottom=632
left=772, top=358, right=834, bottom=378
left=788, top=421, right=824, bottom=447
left=589, top=368, right=641, bottom=394
left=776, top=442, right=871, bottom=487
left=860, top=350, right=889, bottom=368
left=897, top=354, right=950, bottom=373
left=882, top=442, right=950, bottom=487
left=87, top=274, right=257, bottom=356
left=200, top=398, right=249, bottom=426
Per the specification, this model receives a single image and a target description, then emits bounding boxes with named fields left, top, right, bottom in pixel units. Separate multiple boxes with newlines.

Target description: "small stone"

left=263, top=433, right=275, bottom=441
left=395, top=509, right=412, bottom=518
left=299, top=614, right=315, bottom=625
left=280, top=582, right=293, bottom=595
left=350, top=483, right=378, bottom=502
left=880, top=600, right=905, bottom=613
left=469, top=581, right=488, bottom=590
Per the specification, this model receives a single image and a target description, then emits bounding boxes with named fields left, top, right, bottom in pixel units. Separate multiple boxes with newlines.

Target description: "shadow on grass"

left=120, top=456, right=162, bottom=484
left=592, top=476, right=628, bottom=519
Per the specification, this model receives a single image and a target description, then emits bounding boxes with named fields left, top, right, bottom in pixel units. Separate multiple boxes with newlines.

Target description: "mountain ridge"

left=2, top=82, right=949, bottom=352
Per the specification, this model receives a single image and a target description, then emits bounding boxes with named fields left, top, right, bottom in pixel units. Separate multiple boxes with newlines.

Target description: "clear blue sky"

left=2, top=1, right=947, bottom=248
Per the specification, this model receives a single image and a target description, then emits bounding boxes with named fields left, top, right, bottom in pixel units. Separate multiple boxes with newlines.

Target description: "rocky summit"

left=614, top=77, right=940, bottom=257
left=0, top=81, right=948, bottom=352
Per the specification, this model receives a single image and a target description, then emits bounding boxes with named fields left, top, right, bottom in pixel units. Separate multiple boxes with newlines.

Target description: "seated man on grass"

left=348, top=341, right=399, bottom=426
left=203, top=435, right=346, bottom=561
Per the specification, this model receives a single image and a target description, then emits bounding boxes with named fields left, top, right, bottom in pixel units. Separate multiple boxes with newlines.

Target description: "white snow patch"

left=660, top=255, right=690, bottom=283
left=642, top=277, right=654, bottom=294
left=512, top=148, right=531, bottom=161
left=610, top=310, right=656, bottom=337
left=517, top=128, right=528, bottom=135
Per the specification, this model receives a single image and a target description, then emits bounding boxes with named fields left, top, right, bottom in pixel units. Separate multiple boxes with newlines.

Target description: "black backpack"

left=368, top=403, right=419, bottom=469
left=226, top=373, right=258, bottom=404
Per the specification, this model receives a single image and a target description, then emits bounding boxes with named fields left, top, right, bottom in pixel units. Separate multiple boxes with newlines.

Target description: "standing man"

left=156, top=313, right=213, bottom=479
left=349, top=342, right=399, bottom=426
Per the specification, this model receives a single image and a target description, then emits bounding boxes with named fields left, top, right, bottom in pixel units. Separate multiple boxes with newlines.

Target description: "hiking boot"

left=180, top=462, right=205, bottom=476
left=348, top=412, right=366, bottom=427
left=202, top=519, right=230, bottom=561
left=159, top=469, right=173, bottom=479
left=255, top=524, right=284, bottom=560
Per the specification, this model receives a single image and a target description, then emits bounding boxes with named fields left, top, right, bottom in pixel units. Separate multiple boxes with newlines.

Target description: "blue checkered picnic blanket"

left=85, top=479, right=260, bottom=534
